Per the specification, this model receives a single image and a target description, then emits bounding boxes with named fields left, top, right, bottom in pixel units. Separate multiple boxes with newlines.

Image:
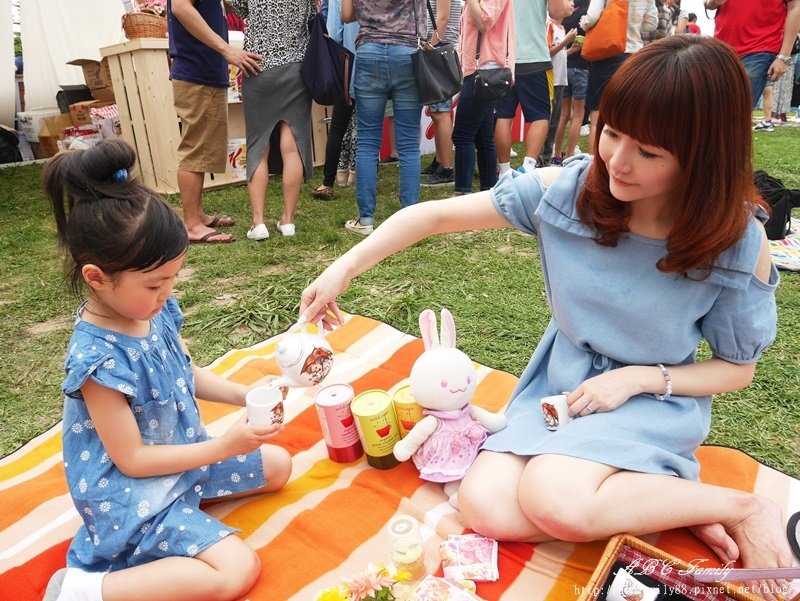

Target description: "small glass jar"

left=387, top=514, right=427, bottom=582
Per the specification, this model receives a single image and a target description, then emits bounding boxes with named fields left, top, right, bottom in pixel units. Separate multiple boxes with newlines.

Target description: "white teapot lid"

left=276, top=336, right=304, bottom=368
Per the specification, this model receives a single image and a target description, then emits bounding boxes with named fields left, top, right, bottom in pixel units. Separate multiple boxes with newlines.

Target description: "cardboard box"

left=57, top=85, right=93, bottom=113
left=69, top=100, right=114, bottom=127
left=58, top=124, right=103, bottom=151
left=17, top=108, right=62, bottom=143
left=37, top=113, right=73, bottom=158
left=67, top=58, right=115, bottom=102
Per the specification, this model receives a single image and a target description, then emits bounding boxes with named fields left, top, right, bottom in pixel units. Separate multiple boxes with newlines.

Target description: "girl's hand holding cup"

left=224, top=413, right=284, bottom=455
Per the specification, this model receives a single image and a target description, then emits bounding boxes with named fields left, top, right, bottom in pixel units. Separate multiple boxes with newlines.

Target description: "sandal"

left=189, top=230, right=235, bottom=244
left=312, top=185, right=335, bottom=200
left=205, top=214, right=235, bottom=228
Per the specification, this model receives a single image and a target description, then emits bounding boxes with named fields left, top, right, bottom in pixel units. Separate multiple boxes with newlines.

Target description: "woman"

left=452, top=0, right=514, bottom=195
left=311, top=0, right=359, bottom=200
left=340, top=0, right=433, bottom=235
left=231, top=0, right=316, bottom=240
left=299, top=36, right=792, bottom=595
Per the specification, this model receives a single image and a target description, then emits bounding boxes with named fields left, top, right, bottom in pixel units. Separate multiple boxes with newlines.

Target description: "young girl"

left=299, top=36, right=793, bottom=597
left=42, top=140, right=292, bottom=601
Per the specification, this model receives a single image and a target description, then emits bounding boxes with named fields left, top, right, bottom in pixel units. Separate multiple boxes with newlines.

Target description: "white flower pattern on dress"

left=127, top=348, right=140, bottom=362
left=71, top=423, right=83, bottom=434
left=98, top=477, right=109, bottom=488
left=186, top=544, right=199, bottom=556
left=80, top=450, right=90, bottom=461
left=137, top=499, right=151, bottom=518
left=102, top=359, right=116, bottom=370
left=99, top=501, right=111, bottom=513
left=230, top=473, right=241, bottom=483
left=158, top=540, right=169, bottom=551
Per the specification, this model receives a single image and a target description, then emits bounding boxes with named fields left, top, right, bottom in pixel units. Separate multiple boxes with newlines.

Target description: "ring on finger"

left=584, top=405, right=595, bottom=416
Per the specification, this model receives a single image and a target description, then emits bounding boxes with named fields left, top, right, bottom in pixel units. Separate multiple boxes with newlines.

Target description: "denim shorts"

left=564, top=67, right=588, bottom=100
left=495, top=69, right=551, bottom=122
left=427, top=97, right=453, bottom=112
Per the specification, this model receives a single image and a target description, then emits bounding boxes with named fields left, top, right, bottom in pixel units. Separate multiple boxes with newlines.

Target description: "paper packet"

left=439, top=534, right=499, bottom=582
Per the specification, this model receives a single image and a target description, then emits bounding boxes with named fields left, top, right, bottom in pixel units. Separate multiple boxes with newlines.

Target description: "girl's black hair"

left=42, top=139, right=189, bottom=297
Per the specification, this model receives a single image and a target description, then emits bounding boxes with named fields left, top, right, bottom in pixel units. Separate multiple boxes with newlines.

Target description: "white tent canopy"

left=11, top=0, right=126, bottom=123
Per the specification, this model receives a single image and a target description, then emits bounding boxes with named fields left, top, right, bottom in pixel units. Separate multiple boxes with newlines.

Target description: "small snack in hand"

left=575, top=34, right=585, bottom=44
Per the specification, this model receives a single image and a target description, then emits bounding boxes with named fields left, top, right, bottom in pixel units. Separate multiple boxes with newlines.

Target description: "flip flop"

left=189, top=230, right=235, bottom=244
left=206, top=215, right=235, bottom=228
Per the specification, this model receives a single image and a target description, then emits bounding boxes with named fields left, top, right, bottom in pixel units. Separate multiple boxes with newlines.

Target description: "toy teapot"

left=269, top=317, right=333, bottom=389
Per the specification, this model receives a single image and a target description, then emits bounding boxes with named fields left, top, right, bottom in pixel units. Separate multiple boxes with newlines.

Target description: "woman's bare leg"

left=278, top=122, right=302, bottom=227
left=247, top=150, right=270, bottom=229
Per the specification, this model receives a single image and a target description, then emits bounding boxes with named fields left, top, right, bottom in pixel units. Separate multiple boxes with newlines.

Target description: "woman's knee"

left=519, top=459, right=599, bottom=542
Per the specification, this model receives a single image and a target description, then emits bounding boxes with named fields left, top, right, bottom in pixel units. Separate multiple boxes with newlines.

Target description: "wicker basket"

left=578, top=534, right=762, bottom=601
left=122, top=12, right=167, bottom=39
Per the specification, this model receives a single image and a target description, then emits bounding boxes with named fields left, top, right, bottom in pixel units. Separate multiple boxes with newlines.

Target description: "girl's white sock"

left=523, top=156, right=538, bottom=171
left=55, top=568, right=105, bottom=601
left=498, top=162, right=511, bottom=174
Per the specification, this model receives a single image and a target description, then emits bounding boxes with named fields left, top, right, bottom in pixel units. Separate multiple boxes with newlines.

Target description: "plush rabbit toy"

left=393, top=308, right=507, bottom=505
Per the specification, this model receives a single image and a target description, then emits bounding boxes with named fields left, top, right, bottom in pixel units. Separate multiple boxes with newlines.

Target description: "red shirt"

left=713, top=0, right=787, bottom=56
left=686, top=22, right=701, bottom=35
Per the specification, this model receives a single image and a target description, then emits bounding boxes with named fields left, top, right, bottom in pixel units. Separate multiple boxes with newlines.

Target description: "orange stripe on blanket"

left=473, top=369, right=517, bottom=413
left=244, top=462, right=424, bottom=599
left=477, top=541, right=537, bottom=600
left=0, top=539, right=70, bottom=600
left=0, top=462, right=68, bottom=530
left=0, top=432, right=61, bottom=483
left=326, top=314, right=384, bottom=351
left=350, top=339, right=424, bottom=394
left=696, top=445, right=758, bottom=492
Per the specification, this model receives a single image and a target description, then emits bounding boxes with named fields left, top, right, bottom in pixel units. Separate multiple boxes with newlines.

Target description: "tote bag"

left=300, top=13, right=354, bottom=106
left=581, top=0, right=629, bottom=62
left=411, top=0, right=462, bottom=105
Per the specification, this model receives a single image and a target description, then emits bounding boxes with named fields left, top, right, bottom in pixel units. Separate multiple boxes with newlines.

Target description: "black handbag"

left=473, top=22, right=512, bottom=103
left=300, top=12, right=354, bottom=106
left=411, top=0, right=462, bottom=105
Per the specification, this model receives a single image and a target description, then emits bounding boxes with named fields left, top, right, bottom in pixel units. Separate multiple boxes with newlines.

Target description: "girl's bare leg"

left=101, top=535, right=259, bottom=601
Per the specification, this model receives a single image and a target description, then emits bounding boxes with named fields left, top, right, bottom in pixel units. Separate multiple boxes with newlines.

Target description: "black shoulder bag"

left=473, top=17, right=512, bottom=103
left=411, top=0, right=463, bottom=105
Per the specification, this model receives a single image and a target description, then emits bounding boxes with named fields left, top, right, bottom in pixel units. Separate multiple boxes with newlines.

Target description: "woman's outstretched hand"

left=299, top=264, right=349, bottom=330
left=566, top=366, right=645, bottom=417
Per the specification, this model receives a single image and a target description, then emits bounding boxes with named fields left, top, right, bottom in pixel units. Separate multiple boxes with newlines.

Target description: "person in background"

left=539, top=2, right=577, bottom=166
left=341, top=0, right=438, bottom=235
left=771, top=51, right=797, bottom=126
left=581, top=0, right=657, bottom=152
left=553, top=0, right=589, bottom=161
left=452, top=0, right=514, bottom=196
left=494, top=0, right=552, bottom=175
left=685, top=12, right=701, bottom=35
left=167, top=0, right=262, bottom=244
left=705, top=0, right=800, bottom=109
left=40, top=139, right=291, bottom=601
left=299, top=36, right=792, bottom=592
left=311, top=0, right=360, bottom=200
left=231, top=0, right=316, bottom=241
left=420, top=0, right=460, bottom=188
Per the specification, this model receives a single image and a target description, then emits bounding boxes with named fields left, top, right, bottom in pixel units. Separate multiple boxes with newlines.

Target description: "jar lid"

left=276, top=336, right=304, bottom=368
left=387, top=514, right=421, bottom=542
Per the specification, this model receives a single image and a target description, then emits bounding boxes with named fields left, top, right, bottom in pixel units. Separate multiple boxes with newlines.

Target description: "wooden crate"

left=100, top=39, right=329, bottom=195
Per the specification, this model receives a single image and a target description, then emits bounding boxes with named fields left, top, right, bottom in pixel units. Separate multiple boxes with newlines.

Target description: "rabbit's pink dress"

left=413, top=407, right=489, bottom=482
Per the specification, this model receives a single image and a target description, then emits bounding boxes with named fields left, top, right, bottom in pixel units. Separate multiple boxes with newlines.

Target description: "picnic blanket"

left=2, top=314, right=799, bottom=600
left=770, top=217, right=800, bottom=272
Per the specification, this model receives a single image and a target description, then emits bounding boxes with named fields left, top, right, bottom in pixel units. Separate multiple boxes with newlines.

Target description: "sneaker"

left=753, top=120, right=774, bottom=132
left=509, top=148, right=518, bottom=158
left=344, top=218, right=374, bottom=235
left=246, top=223, right=269, bottom=241
left=421, top=158, right=439, bottom=176
left=580, top=124, right=590, bottom=136
left=551, top=156, right=563, bottom=166
left=573, top=145, right=582, bottom=155
left=420, top=166, right=454, bottom=187
left=277, top=221, right=295, bottom=237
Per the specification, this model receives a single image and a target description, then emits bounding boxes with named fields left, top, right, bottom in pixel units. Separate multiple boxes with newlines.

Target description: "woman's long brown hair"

left=576, top=35, right=767, bottom=277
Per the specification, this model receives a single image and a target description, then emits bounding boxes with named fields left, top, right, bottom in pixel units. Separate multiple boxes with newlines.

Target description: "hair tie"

left=111, top=168, right=128, bottom=182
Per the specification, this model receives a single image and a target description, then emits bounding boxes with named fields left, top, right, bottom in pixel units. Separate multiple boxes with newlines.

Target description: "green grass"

left=2, top=128, right=799, bottom=478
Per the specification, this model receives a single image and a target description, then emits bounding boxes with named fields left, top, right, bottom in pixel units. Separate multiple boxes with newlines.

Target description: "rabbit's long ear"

left=419, top=309, right=440, bottom=350
left=440, top=308, right=456, bottom=349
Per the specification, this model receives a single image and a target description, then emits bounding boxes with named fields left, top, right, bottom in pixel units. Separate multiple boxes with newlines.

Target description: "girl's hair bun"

left=78, top=139, right=137, bottom=184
